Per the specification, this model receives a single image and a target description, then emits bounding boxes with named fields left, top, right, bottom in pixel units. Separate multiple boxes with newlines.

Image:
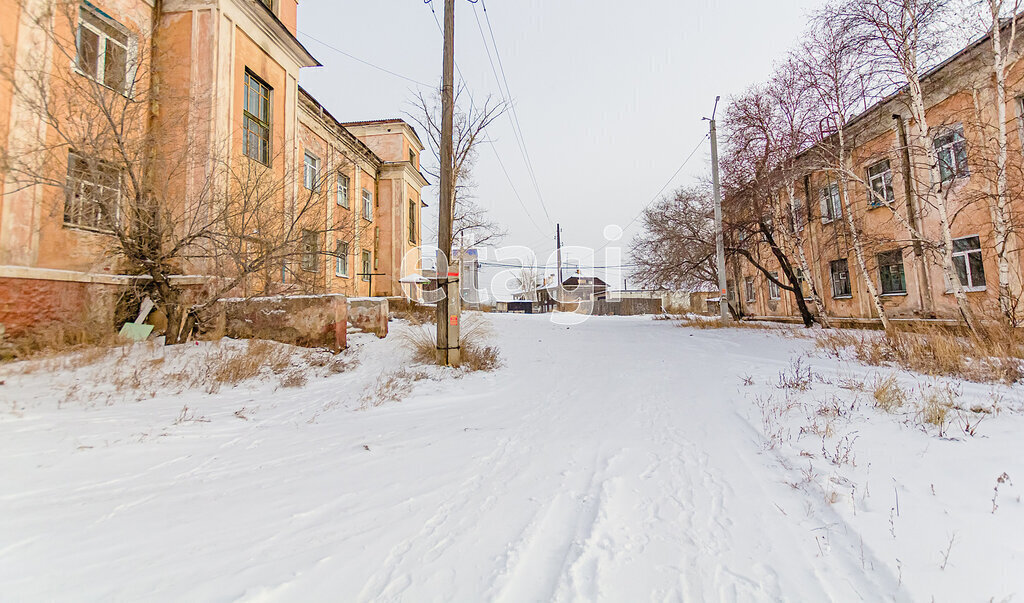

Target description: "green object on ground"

left=119, top=322, right=154, bottom=341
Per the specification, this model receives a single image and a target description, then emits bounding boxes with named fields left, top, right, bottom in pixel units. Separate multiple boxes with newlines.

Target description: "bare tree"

left=511, top=265, right=540, bottom=301
left=630, top=185, right=720, bottom=292
left=1, top=1, right=353, bottom=343
left=799, top=12, right=895, bottom=330
left=837, top=0, right=983, bottom=335
left=409, top=86, right=508, bottom=251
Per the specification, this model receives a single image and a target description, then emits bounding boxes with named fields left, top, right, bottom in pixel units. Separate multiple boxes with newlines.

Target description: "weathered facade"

left=0, top=0, right=427, bottom=335
left=728, top=27, right=1024, bottom=326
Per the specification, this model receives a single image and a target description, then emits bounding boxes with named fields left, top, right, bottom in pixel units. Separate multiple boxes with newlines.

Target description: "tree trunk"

left=762, top=223, right=816, bottom=327
left=785, top=183, right=831, bottom=328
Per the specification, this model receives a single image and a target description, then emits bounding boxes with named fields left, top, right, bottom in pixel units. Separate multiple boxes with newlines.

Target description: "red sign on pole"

left=449, top=316, right=459, bottom=326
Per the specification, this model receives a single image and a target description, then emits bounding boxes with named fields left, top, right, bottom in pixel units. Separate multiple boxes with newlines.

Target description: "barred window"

left=76, top=4, right=131, bottom=94
left=64, top=151, right=120, bottom=232
left=243, top=72, right=271, bottom=165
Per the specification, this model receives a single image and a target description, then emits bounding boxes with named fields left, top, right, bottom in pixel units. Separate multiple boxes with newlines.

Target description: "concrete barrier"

left=348, top=297, right=389, bottom=338
left=215, top=294, right=348, bottom=351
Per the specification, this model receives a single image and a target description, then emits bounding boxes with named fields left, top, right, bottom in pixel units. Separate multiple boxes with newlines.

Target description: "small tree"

left=630, top=185, right=720, bottom=292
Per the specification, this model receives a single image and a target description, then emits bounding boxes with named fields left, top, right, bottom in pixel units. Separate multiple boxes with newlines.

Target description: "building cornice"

left=231, top=0, right=320, bottom=68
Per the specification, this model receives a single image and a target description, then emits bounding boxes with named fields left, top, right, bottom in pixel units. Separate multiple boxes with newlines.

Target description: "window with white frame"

left=794, top=268, right=812, bottom=300
left=767, top=271, right=781, bottom=300
left=830, top=259, right=851, bottom=298
left=744, top=276, right=756, bottom=303
left=866, top=159, right=894, bottom=207
left=64, top=151, right=120, bottom=232
left=76, top=4, right=131, bottom=94
left=303, top=151, right=319, bottom=191
left=243, top=72, right=271, bottom=165
left=820, top=182, right=842, bottom=223
left=361, top=250, right=371, bottom=281
left=334, top=240, right=349, bottom=277
left=336, top=173, right=349, bottom=208
left=951, top=235, right=986, bottom=290
left=362, top=188, right=373, bottom=221
left=934, top=126, right=969, bottom=182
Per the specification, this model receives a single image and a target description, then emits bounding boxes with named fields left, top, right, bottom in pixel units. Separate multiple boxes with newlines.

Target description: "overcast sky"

left=298, top=0, right=823, bottom=289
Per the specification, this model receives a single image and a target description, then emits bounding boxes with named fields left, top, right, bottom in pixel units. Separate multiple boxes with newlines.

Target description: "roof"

left=297, top=87, right=383, bottom=167
left=339, top=119, right=408, bottom=127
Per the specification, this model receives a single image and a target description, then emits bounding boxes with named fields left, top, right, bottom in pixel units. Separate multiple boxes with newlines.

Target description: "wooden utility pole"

left=555, top=223, right=562, bottom=302
left=436, top=0, right=459, bottom=365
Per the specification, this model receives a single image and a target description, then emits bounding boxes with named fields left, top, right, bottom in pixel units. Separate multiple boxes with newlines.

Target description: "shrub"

left=871, top=375, right=906, bottom=413
left=401, top=313, right=501, bottom=371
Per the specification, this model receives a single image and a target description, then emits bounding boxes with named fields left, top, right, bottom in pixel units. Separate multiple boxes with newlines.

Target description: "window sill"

left=832, top=295, right=853, bottom=300
left=768, top=296, right=780, bottom=301
left=335, top=273, right=350, bottom=279
left=944, top=287, right=987, bottom=294
left=880, top=292, right=908, bottom=297
left=63, top=222, right=116, bottom=236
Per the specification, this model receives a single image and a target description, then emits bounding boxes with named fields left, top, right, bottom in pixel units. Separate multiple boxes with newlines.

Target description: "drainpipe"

left=893, top=113, right=934, bottom=315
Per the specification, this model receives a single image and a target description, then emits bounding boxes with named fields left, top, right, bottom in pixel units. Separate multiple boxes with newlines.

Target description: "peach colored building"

left=727, top=25, right=1024, bottom=326
left=0, top=0, right=427, bottom=335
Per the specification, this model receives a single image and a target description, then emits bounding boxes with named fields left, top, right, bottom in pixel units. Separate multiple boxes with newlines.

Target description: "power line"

left=297, top=31, right=433, bottom=87
left=592, top=133, right=710, bottom=256
left=424, top=0, right=548, bottom=238
left=476, top=0, right=554, bottom=227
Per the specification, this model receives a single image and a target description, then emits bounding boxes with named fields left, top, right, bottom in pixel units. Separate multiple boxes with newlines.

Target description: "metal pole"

left=436, top=0, right=456, bottom=365
left=709, top=97, right=730, bottom=323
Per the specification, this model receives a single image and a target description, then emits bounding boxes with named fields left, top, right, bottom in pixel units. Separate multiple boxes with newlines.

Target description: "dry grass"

left=360, top=368, right=428, bottom=408
left=401, top=314, right=502, bottom=371
left=816, top=324, right=1024, bottom=384
left=677, top=316, right=771, bottom=330
left=1, top=318, right=126, bottom=364
left=871, top=375, right=907, bottom=413
left=208, top=339, right=291, bottom=386
left=919, top=384, right=959, bottom=435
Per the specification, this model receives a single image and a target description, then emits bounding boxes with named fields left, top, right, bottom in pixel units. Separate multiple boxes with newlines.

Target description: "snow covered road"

left=2, top=314, right=1022, bottom=601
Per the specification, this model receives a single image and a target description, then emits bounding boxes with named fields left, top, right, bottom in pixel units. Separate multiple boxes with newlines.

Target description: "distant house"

left=560, top=275, right=609, bottom=302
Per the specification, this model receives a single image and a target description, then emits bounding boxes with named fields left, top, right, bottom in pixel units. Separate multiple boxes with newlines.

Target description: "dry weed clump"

left=918, top=384, right=959, bottom=435
left=360, top=368, right=428, bottom=408
left=208, top=339, right=291, bottom=386
left=677, top=316, right=771, bottom=330
left=816, top=324, right=1024, bottom=384
left=401, top=314, right=502, bottom=371
left=871, top=375, right=907, bottom=413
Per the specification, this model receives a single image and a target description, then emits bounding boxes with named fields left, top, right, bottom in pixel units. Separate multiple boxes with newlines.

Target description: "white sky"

left=298, top=0, right=824, bottom=289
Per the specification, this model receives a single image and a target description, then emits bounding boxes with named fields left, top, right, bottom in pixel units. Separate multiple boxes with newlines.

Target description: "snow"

left=2, top=315, right=1023, bottom=601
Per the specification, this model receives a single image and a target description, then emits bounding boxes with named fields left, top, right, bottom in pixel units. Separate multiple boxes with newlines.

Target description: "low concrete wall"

left=215, top=294, right=348, bottom=351
left=348, top=297, right=389, bottom=338
left=592, top=297, right=664, bottom=316
left=0, top=276, right=120, bottom=337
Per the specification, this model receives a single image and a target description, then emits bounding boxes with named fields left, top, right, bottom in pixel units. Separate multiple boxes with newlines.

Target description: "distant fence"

left=591, top=297, right=663, bottom=316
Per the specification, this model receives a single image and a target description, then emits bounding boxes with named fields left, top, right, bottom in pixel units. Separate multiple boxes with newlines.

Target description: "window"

left=830, top=259, right=851, bottom=298
left=820, top=182, right=842, bottom=223
left=935, top=127, right=969, bottom=182
left=878, top=250, right=906, bottom=295
left=243, top=72, right=271, bottom=165
left=361, top=250, right=371, bottom=281
left=362, top=188, right=373, bottom=221
left=336, top=173, right=349, bottom=208
left=303, top=151, right=320, bottom=191
left=767, top=272, right=781, bottom=300
left=867, top=160, right=894, bottom=207
left=408, top=199, right=417, bottom=243
left=794, top=269, right=812, bottom=300
left=951, top=235, right=986, bottom=290
left=64, top=151, right=120, bottom=231
left=76, top=4, right=130, bottom=94
left=334, top=240, right=349, bottom=277
left=726, top=279, right=736, bottom=303
left=409, top=149, right=416, bottom=165
left=744, top=276, right=756, bottom=303
left=301, top=229, right=319, bottom=272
